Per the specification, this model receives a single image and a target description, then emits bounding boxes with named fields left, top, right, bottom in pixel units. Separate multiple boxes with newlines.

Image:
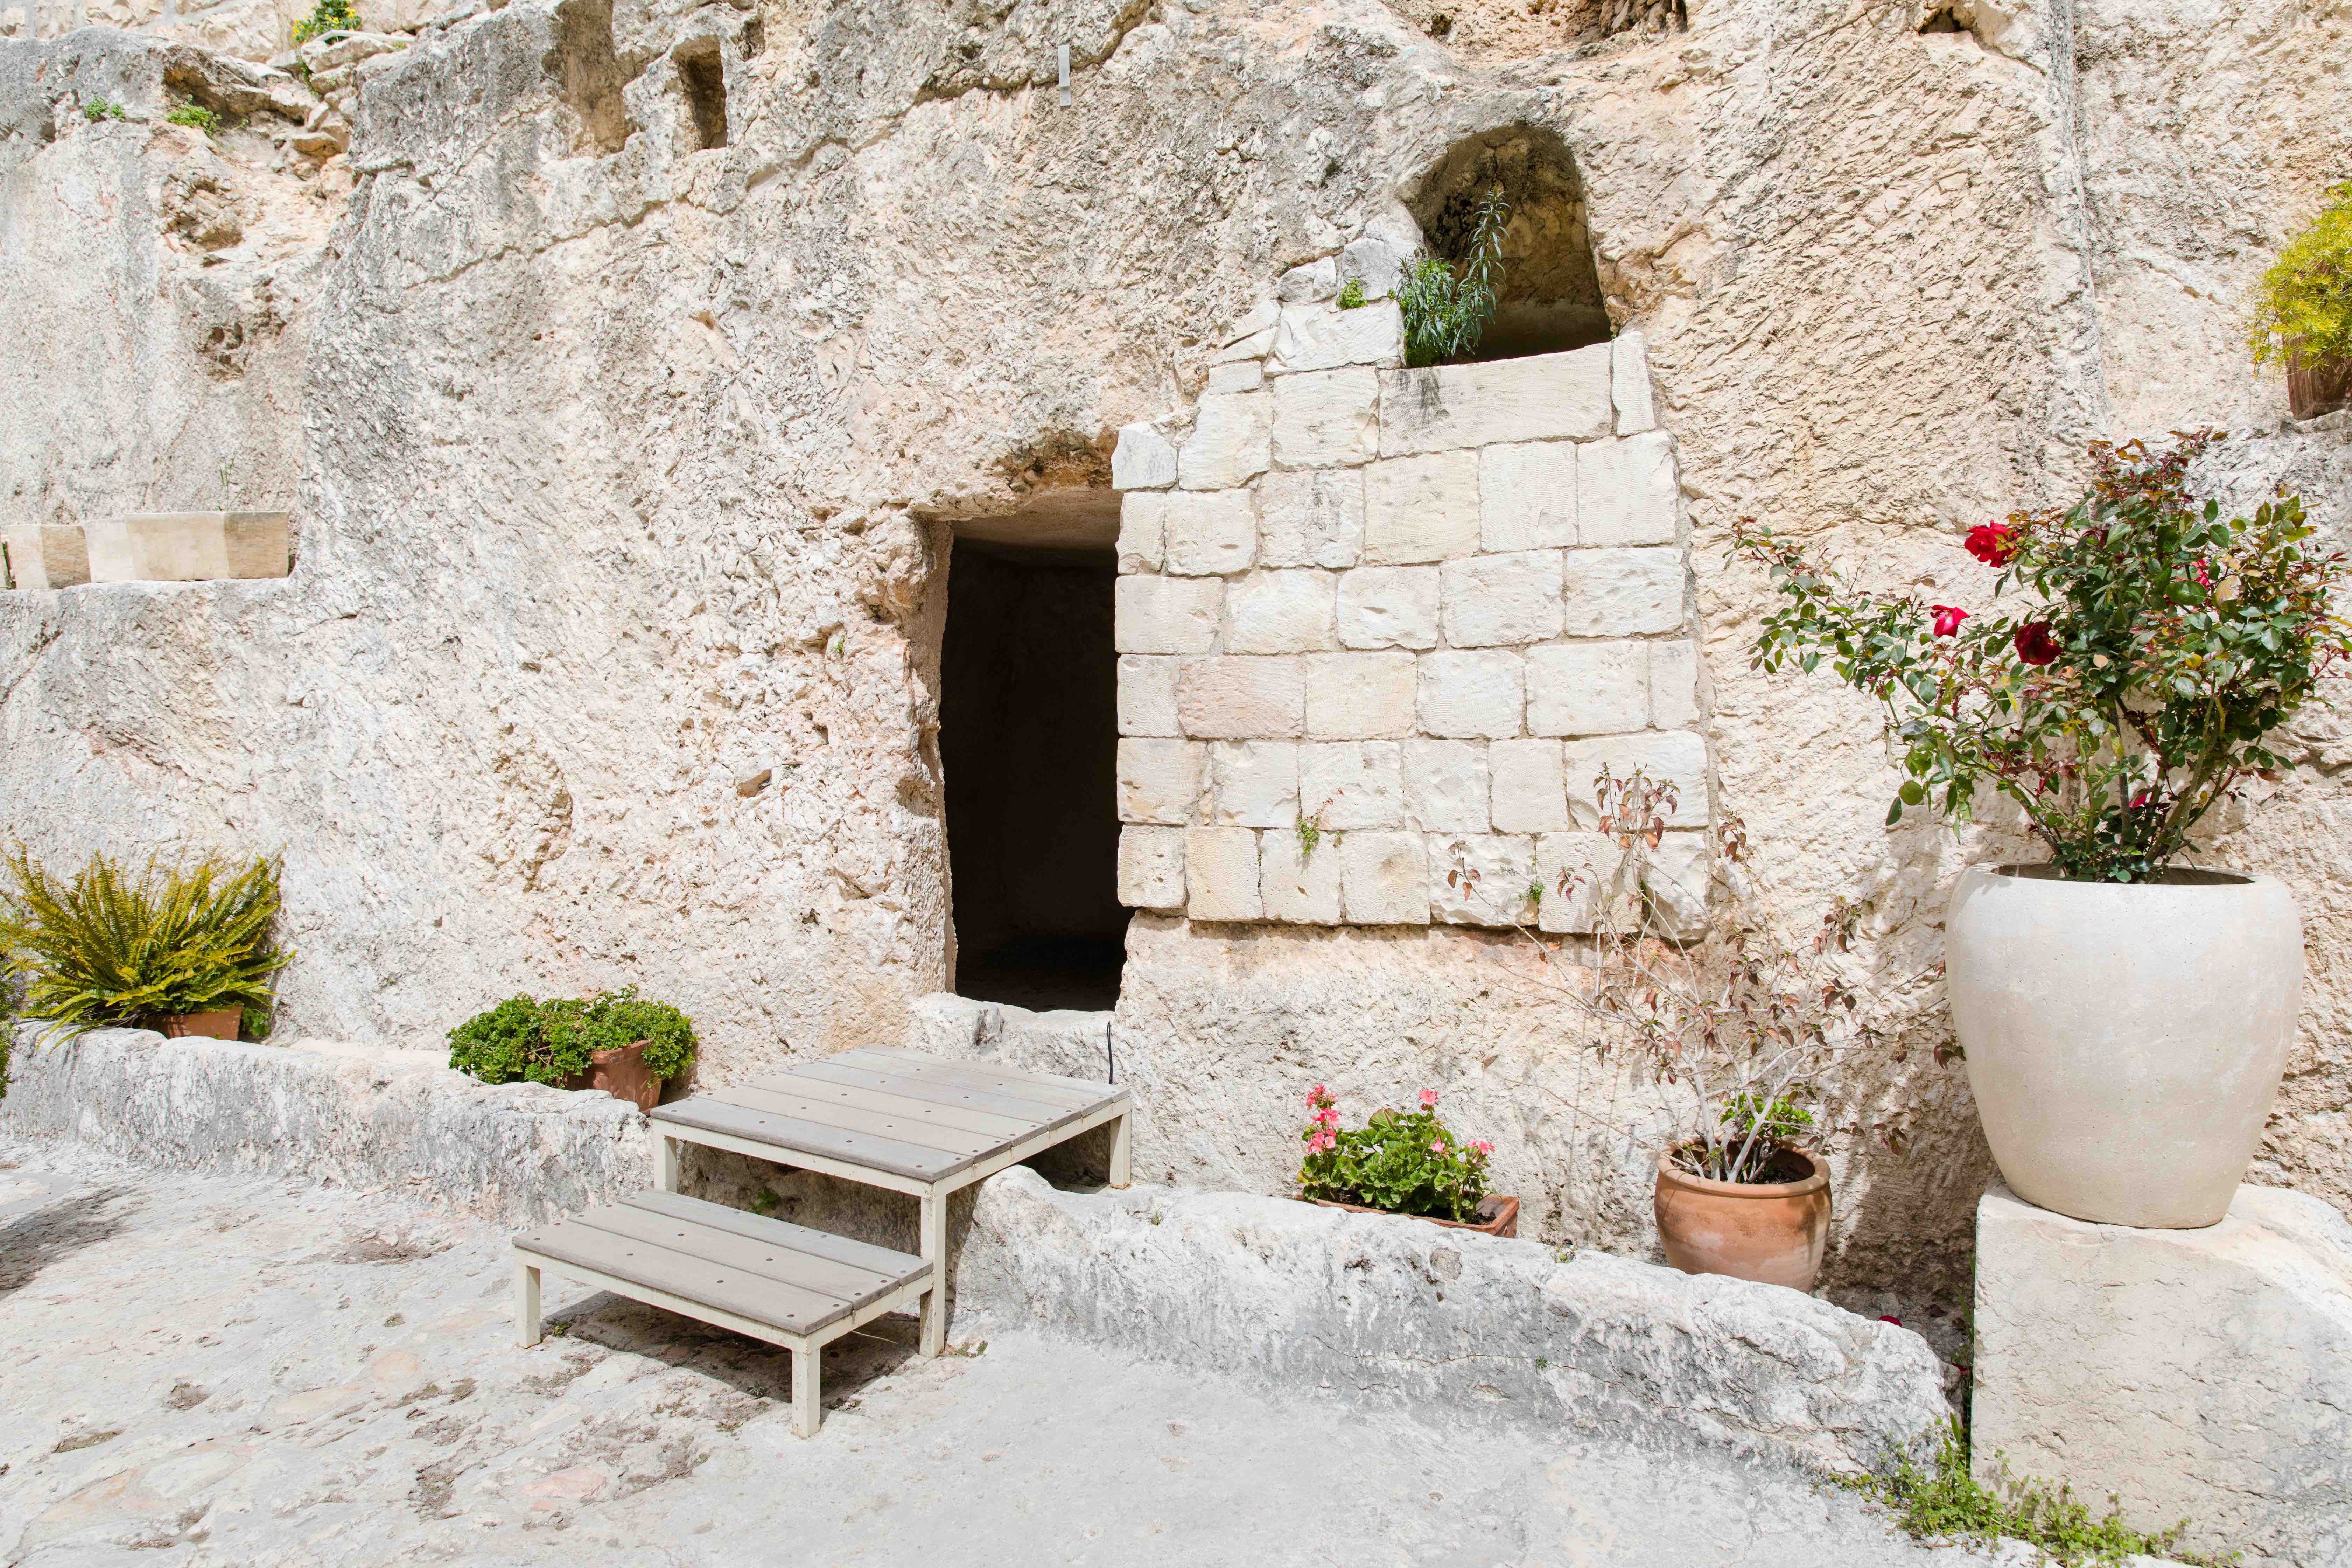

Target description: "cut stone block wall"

left=1113, top=325, right=1706, bottom=930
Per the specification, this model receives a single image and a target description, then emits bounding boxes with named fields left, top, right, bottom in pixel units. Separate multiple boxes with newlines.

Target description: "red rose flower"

left=2014, top=621, right=2061, bottom=665
left=1931, top=604, right=1969, bottom=637
left=1965, top=523, right=2019, bottom=566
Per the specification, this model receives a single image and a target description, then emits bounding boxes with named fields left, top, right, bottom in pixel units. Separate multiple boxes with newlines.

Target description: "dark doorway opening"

left=940, top=497, right=1125, bottom=1013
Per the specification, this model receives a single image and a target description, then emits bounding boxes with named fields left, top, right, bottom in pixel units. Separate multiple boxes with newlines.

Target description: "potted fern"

left=0, top=849, right=290, bottom=1041
left=447, top=988, right=697, bottom=1112
left=2249, top=180, right=2352, bottom=420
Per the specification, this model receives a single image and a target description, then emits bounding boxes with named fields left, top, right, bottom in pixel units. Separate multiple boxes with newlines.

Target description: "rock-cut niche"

left=1408, top=125, right=1612, bottom=361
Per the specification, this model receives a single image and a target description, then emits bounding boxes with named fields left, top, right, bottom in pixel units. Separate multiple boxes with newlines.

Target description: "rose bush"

left=1736, top=432, right=2352, bottom=882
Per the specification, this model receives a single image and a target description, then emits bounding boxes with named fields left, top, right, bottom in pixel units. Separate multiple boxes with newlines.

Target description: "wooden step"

left=512, top=1190, right=931, bottom=1436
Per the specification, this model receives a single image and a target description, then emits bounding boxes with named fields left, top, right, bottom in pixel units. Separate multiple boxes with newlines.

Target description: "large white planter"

left=1945, top=864, right=2302, bottom=1228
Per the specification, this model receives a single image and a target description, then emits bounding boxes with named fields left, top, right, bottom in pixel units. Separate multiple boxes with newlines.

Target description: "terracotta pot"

left=2286, top=340, right=2351, bottom=421
left=1946, top=863, right=2301, bottom=1228
left=162, top=1009, right=240, bottom=1040
left=1653, top=1148, right=1829, bottom=1292
left=1310, top=1194, right=1519, bottom=1238
left=564, top=1038, right=662, bottom=1113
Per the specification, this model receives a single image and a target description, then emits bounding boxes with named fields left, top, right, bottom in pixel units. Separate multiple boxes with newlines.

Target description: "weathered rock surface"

left=1, top=0, right=2350, bottom=1320
left=959, top=1163, right=1950, bottom=1475
left=1972, top=1184, right=2352, bottom=1568
left=0, top=1024, right=645, bottom=1223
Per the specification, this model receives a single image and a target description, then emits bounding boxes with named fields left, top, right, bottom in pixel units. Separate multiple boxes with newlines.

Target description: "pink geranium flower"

left=1471, top=1140, right=1494, bottom=1156
left=1419, top=1089, right=1439, bottom=1108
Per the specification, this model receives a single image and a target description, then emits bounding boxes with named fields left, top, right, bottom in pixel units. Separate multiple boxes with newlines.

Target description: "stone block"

left=1178, top=392, right=1272, bottom=490
left=1612, top=329, right=1658, bottom=435
left=1278, top=258, right=1338, bottom=303
left=1428, top=833, right=1539, bottom=927
left=1418, top=650, right=1525, bottom=739
left=1116, top=738, right=1203, bottom=825
left=1404, top=739, right=1490, bottom=832
left=1206, top=361, right=1264, bottom=395
left=83, top=512, right=290, bottom=583
left=1207, top=740, right=1298, bottom=827
left=1646, top=830, right=1712, bottom=939
left=1269, top=300, right=1404, bottom=374
left=1303, top=651, right=1416, bottom=739
left=1161, top=490, right=1258, bottom=576
left=1112, top=423, right=1178, bottom=490
left=1117, top=492, right=1167, bottom=572
left=1561, top=547, right=1685, bottom=636
left=1576, top=432, right=1678, bottom=547
left=1211, top=326, right=1276, bottom=365
left=1258, top=468, right=1365, bottom=568
left=1650, top=639, right=1701, bottom=729
left=1259, top=828, right=1342, bottom=924
left=1270, top=367, right=1379, bottom=468
left=1362, top=451, right=1480, bottom=565
left=1339, top=831, right=1429, bottom=925
left=1480, top=440, right=1577, bottom=552
left=2, top=523, right=91, bottom=590
left=1378, top=345, right=1615, bottom=456
left=1335, top=565, right=1440, bottom=650
left=1224, top=569, right=1336, bottom=655
left=1440, top=550, right=1564, bottom=648
left=1117, top=654, right=1182, bottom=737
left=1526, top=642, right=1651, bottom=737
left=1117, top=826, right=1187, bottom=910
left=1489, top=738, right=1570, bottom=832
left=1339, top=236, right=1407, bottom=300
left=1536, top=832, right=1616, bottom=934
left=1563, top=731, right=1708, bottom=827
left=1115, top=575, right=1222, bottom=654
left=1298, top=741, right=1404, bottom=829
left=1185, top=827, right=1264, bottom=921
left=1973, top=1183, right=2352, bottom=1568
left=1177, top=657, right=1306, bottom=739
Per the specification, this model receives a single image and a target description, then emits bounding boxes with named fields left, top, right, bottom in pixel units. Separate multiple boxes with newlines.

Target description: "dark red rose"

left=2014, top=621, right=2061, bottom=665
left=1931, top=604, right=1969, bottom=637
left=1965, top=523, right=2019, bottom=566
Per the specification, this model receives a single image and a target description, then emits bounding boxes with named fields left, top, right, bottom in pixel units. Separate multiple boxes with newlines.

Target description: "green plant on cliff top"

left=1395, top=188, right=1509, bottom=367
left=2249, top=181, right=2352, bottom=369
left=0, top=849, right=289, bottom=1035
left=166, top=102, right=222, bottom=135
left=291, top=0, right=362, bottom=47
left=1845, top=1420, right=2234, bottom=1566
left=82, top=100, right=126, bottom=122
left=447, top=988, right=697, bottom=1087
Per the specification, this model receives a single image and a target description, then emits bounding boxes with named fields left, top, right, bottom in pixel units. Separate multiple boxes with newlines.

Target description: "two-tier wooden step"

left=513, top=1189, right=930, bottom=1437
left=513, top=1046, right=1130, bottom=1436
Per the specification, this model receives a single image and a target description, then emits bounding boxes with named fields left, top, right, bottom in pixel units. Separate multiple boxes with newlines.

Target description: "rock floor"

left=0, top=1140, right=2011, bottom=1567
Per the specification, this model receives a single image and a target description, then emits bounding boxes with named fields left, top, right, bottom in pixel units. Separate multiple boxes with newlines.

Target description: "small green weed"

left=748, top=1190, right=780, bottom=1216
left=1396, top=188, right=1509, bottom=367
left=83, top=100, right=127, bottom=122
left=166, top=103, right=221, bottom=135
left=1847, top=1421, right=2233, bottom=1566
left=1336, top=278, right=1367, bottom=310
left=291, top=0, right=361, bottom=46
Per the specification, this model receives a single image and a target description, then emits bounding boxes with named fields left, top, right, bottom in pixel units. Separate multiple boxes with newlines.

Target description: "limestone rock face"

left=1972, top=1184, right=2352, bottom=1567
left=1, top=0, right=2350, bottom=1307
left=959, top=1163, right=1950, bottom=1475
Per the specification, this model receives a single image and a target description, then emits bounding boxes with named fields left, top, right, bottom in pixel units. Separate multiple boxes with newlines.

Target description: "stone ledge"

left=0, top=1024, right=645, bottom=1225
left=957, top=1163, right=1949, bottom=1475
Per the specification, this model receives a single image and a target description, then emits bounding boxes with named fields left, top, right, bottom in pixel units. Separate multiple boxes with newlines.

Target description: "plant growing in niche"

left=447, top=987, right=697, bottom=1087
left=291, top=0, right=360, bottom=46
left=0, top=849, right=289, bottom=1037
left=1396, top=188, right=1509, bottom=367
left=166, top=103, right=221, bottom=134
left=1737, top=432, right=2352, bottom=882
left=2249, top=180, right=2352, bottom=373
left=1296, top=1085, right=1494, bottom=1222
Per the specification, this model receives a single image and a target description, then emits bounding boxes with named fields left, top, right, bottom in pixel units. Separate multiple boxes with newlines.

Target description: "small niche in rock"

left=549, top=0, right=638, bottom=156
left=676, top=46, right=727, bottom=150
left=1407, top=124, right=1613, bottom=362
left=939, top=488, right=1126, bottom=1014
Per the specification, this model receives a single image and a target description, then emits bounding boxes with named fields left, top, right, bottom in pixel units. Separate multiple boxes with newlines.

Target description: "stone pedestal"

left=1973, top=1183, right=2352, bottom=1567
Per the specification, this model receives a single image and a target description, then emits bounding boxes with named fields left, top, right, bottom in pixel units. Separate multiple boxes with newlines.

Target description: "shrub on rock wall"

left=0, top=849, right=289, bottom=1037
left=290, top=0, right=361, bottom=47
left=2249, top=181, right=2352, bottom=374
left=1396, top=188, right=1509, bottom=367
left=447, top=988, right=697, bottom=1087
